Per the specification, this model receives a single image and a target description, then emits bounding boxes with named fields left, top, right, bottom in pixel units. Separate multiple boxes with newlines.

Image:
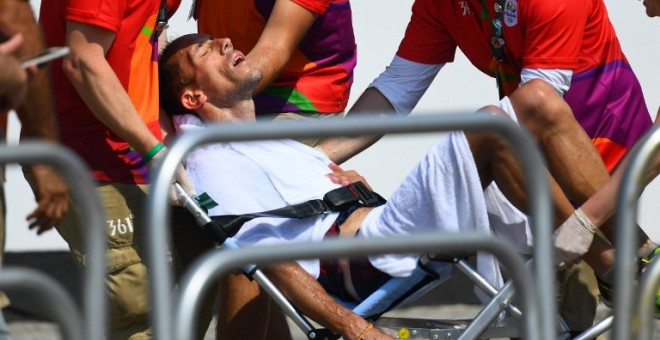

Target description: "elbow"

left=61, top=53, right=83, bottom=82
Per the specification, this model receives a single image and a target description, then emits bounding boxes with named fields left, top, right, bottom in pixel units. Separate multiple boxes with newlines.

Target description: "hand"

left=554, top=208, right=596, bottom=269
left=26, top=164, right=69, bottom=234
left=0, top=34, right=28, bottom=110
left=147, top=143, right=196, bottom=205
left=326, top=163, right=372, bottom=190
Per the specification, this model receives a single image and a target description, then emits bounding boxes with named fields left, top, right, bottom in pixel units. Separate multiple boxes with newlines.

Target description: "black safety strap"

left=212, top=181, right=386, bottom=239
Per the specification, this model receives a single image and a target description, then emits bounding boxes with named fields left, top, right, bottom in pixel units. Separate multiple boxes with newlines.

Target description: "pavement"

left=6, top=303, right=658, bottom=339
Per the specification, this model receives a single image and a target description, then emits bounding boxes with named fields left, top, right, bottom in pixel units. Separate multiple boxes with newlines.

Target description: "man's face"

left=643, top=0, right=660, bottom=17
left=177, top=34, right=262, bottom=105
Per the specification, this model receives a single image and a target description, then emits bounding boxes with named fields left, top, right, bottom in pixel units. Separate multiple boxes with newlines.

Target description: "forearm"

left=0, top=0, right=58, bottom=140
left=263, top=263, right=374, bottom=339
left=67, top=61, right=158, bottom=154
left=64, top=27, right=159, bottom=155
left=0, top=53, right=25, bottom=99
left=248, top=0, right=317, bottom=94
left=581, top=118, right=660, bottom=228
left=320, top=87, right=396, bottom=164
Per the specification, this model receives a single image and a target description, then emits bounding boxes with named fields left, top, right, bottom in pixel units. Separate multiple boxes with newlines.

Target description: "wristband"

left=574, top=208, right=610, bottom=245
left=142, top=142, right=165, bottom=164
left=356, top=323, right=373, bottom=340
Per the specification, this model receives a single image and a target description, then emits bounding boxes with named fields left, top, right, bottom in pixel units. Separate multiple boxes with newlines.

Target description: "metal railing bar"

left=613, top=123, right=660, bottom=339
left=0, top=267, right=83, bottom=340
left=0, top=142, right=106, bottom=339
left=173, top=233, right=534, bottom=340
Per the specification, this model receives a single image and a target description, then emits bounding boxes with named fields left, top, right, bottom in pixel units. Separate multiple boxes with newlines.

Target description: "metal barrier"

left=0, top=267, right=82, bottom=340
left=174, top=233, right=534, bottom=339
left=0, top=142, right=106, bottom=340
left=145, top=113, right=556, bottom=340
left=613, top=122, right=660, bottom=340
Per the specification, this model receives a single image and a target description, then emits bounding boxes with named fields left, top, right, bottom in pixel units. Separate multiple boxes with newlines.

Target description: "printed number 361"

left=107, top=215, right=134, bottom=236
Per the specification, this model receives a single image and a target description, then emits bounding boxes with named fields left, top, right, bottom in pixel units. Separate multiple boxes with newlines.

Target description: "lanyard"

left=155, top=0, right=169, bottom=37
left=479, top=0, right=506, bottom=60
left=478, top=0, right=513, bottom=99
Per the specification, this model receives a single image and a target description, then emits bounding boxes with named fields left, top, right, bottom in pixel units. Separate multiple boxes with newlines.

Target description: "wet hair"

left=158, top=34, right=200, bottom=116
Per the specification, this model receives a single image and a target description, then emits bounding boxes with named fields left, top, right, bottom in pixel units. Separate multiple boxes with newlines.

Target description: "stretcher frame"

left=175, top=180, right=622, bottom=340
left=145, top=113, right=558, bottom=340
left=173, top=181, right=527, bottom=339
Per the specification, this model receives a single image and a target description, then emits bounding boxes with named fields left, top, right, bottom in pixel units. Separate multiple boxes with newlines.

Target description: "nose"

left=215, top=38, right=233, bottom=54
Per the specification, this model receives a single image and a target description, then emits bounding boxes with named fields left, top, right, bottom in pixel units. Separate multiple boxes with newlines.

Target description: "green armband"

left=142, top=142, right=165, bottom=164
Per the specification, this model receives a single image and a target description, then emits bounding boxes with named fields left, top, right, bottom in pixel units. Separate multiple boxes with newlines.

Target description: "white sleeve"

left=520, top=68, right=573, bottom=97
left=370, top=55, right=445, bottom=115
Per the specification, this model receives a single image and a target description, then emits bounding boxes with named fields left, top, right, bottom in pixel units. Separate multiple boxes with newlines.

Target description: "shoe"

left=597, top=246, right=660, bottom=317
left=596, top=275, right=614, bottom=308
left=639, top=246, right=660, bottom=317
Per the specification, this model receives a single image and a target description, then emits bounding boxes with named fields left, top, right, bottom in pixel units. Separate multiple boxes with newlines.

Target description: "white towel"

left=359, top=132, right=504, bottom=291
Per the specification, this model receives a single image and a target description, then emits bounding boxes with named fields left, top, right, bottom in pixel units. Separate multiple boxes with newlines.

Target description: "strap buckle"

left=323, top=181, right=382, bottom=211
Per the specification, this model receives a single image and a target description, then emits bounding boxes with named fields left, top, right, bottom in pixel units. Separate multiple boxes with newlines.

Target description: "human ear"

left=181, top=89, right=208, bottom=110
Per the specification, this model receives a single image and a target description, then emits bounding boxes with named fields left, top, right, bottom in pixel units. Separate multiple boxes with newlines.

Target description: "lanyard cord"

left=478, top=0, right=509, bottom=98
left=156, top=0, right=168, bottom=37
left=479, top=0, right=506, bottom=60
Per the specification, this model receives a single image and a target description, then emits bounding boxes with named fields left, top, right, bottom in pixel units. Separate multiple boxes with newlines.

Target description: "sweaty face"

left=643, top=0, right=660, bottom=17
left=177, top=34, right=262, bottom=105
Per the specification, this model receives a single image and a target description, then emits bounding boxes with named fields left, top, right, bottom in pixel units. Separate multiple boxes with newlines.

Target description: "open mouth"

left=233, top=52, right=245, bottom=66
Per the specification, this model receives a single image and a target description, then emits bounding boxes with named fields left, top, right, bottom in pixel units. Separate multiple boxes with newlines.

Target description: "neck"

left=201, top=98, right=257, bottom=123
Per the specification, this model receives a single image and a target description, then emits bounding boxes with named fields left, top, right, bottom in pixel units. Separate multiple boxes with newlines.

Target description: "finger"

left=328, top=163, right=343, bottom=173
left=37, top=223, right=55, bottom=235
left=26, top=64, right=38, bottom=74
left=0, top=33, right=23, bottom=54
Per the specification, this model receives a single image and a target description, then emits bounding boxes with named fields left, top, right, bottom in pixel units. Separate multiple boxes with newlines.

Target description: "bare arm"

left=247, top=0, right=317, bottom=94
left=264, top=262, right=391, bottom=339
left=581, top=111, right=660, bottom=227
left=62, top=21, right=160, bottom=156
left=319, top=87, right=396, bottom=164
left=0, top=0, right=68, bottom=232
left=0, top=34, right=27, bottom=109
left=0, top=0, right=58, bottom=142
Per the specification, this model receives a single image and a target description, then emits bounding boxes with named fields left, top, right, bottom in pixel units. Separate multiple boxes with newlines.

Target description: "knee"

left=510, top=79, right=571, bottom=128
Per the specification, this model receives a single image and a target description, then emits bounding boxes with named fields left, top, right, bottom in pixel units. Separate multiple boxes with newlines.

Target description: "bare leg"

left=216, top=273, right=293, bottom=340
left=508, top=80, right=609, bottom=205
left=465, top=106, right=614, bottom=275
left=506, top=80, right=653, bottom=270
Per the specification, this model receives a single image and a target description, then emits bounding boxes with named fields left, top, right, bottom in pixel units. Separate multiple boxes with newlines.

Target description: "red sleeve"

left=66, top=0, right=126, bottom=32
left=521, top=0, right=588, bottom=69
left=167, top=0, right=182, bottom=19
left=396, top=0, right=456, bottom=65
left=292, top=0, right=331, bottom=15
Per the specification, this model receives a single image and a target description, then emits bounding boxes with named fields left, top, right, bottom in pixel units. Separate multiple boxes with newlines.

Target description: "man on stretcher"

left=158, top=33, right=653, bottom=339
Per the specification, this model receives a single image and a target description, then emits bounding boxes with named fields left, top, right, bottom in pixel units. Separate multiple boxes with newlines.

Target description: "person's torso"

left=39, top=0, right=181, bottom=184
left=196, top=0, right=357, bottom=115
left=397, top=0, right=652, bottom=168
left=399, top=0, right=627, bottom=85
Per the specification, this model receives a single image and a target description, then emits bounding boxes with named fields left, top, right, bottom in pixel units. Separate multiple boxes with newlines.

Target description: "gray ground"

left=6, top=303, right=659, bottom=339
